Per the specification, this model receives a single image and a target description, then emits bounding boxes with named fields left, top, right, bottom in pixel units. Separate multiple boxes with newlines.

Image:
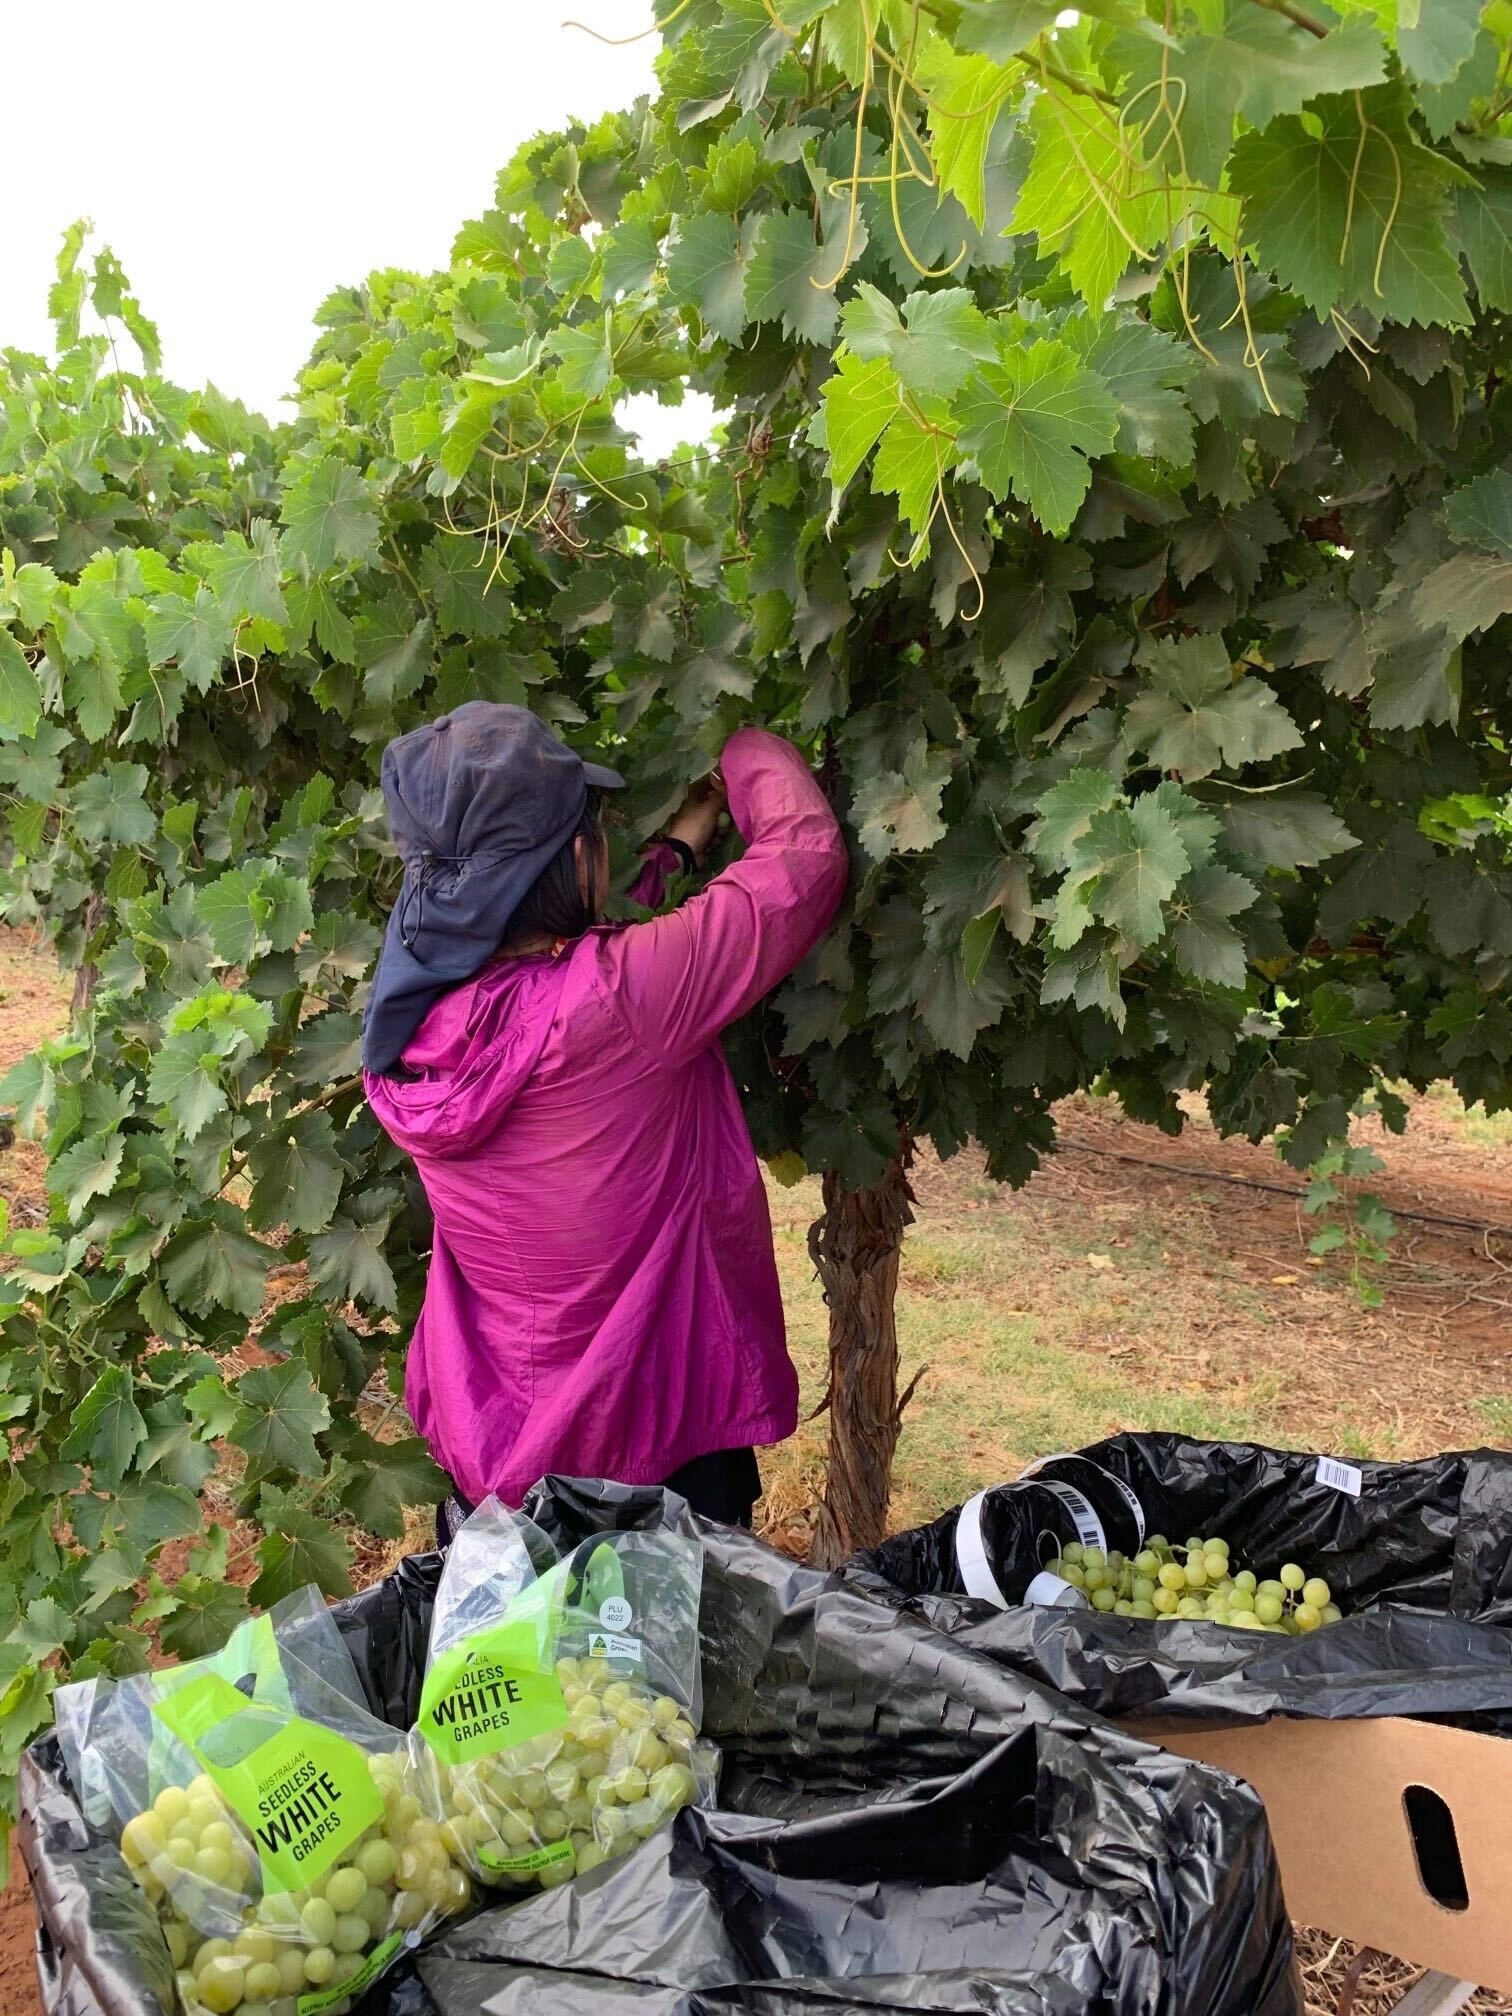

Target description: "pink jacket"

left=365, top=728, right=848, bottom=1506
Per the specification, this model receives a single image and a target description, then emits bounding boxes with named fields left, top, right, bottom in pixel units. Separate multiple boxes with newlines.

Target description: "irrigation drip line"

left=1052, top=1136, right=1512, bottom=1240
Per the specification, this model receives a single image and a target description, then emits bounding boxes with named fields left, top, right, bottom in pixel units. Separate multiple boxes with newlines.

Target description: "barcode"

left=1316, top=1456, right=1363, bottom=1497
left=1041, top=1480, right=1106, bottom=1553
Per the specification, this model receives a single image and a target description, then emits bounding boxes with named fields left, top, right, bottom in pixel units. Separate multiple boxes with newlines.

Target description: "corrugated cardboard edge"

left=1128, top=1716, right=1512, bottom=1994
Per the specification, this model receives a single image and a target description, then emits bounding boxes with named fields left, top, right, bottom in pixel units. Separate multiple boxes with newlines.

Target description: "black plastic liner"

left=20, top=1476, right=1301, bottom=2016
left=852, top=1433, right=1512, bottom=1728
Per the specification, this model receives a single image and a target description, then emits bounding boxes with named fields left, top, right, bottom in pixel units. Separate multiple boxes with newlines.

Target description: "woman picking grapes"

left=363, top=703, right=848, bottom=1539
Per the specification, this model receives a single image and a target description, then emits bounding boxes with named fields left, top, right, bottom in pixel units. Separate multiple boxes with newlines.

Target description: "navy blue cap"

left=362, top=702, right=623, bottom=1074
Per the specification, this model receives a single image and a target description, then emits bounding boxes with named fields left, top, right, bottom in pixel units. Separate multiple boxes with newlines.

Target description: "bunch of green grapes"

left=427, top=1653, right=705, bottom=1889
left=1047, top=1535, right=1343, bottom=1634
left=118, top=1753, right=472, bottom=2016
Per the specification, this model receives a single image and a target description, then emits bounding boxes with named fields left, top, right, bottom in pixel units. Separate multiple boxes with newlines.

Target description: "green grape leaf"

left=249, top=1506, right=353, bottom=1605
left=279, top=457, right=381, bottom=576
left=5, top=560, right=60, bottom=632
left=1227, top=10, right=1388, bottom=127
left=49, top=1131, right=126, bottom=1220
left=666, top=606, right=754, bottom=719
left=247, top=1108, right=345, bottom=1235
left=114, top=1479, right=203, bottom=1553
left=287, top=1012, right=363, bottom=1087
left=701, top=0, right=792, bottom=110
left=1415, top=551, right=1512, bottom=639
left=1059, top=315, right=1196, bottom=465
left=961, top=907, right=1001, bottom=986
left=143, top=587, right=233, bottom=691
left=820, top=353, right=903, bottom=491
left=420, top=537, right=515, bottom=640
left=956, top=341, right=1118, bottom=536
left=195, top=866, right=268, bottom=965
left=800, top=1094, right=903, bottom=1190
left=198, top=522, right=287, bottom=625
left=873, top=402, right=955, bottom=537
left=551, top=325, right=614, bottom=400
left=1114, top=32, right=1241, bottom=190
left=1229, top=87, right=1470, bottom=327
left=71, top=763, right=155, bottom=845
left=229, top=1359, right=331, bottom=1479
left=1397, top=0, right=1482, bottom=85
left=745, top=207, right=853, bottom=346
left=59, top=1365, right=147, bottom=1487
left=184, top=1372, right=241, bottom=1439
left=0, top=632, right=42, bottom=737
left=1419, top=25, right=1500, bottom=138
left=602, top=217, right=661, bottom=299
left=1444, top=469, right=1512, bottom=557
left=1368, top=630, right=1462, bottom=731
left=976, top=553, right=1087, bottom=704
left=1028, top=768, right=1121, bottom=865
left=288, top=577, right=357, bottom=663
left=159, top=1578, right=251, bottom=1660
left=139, top=1394, right=217, bottom=1492
left=1012, top=92, right=1162, bottom=309
left=956, top=0, right=1146, bottom=61
left=1451, top=168, right=1512, bottom=312
left=1126, top=636, right=1301, bottom=779
left=148, top=1031, right=227, bottom=1142
left=840, top=284, right=998, bottom=400
left=667, top=213, right=756, bottom=341
left=1168, top=866, right=1259, bottom=988
left=917, top=944, right=1015, bottom=1059
left=339, top=1434, right=450, bottom=1540
left=916, top=43, right=1009, bottom=228
left=1079, top=795, right=1192, bottom=942
left=853, top=741, right=952, bottom=859
left=308, top=1204, right=399, bottom=1312
left=922, top=817, right=1035, bottom=947
left=703, top=123, right=766, bottom=213
left=161, top=1205, right=270, bottom=1316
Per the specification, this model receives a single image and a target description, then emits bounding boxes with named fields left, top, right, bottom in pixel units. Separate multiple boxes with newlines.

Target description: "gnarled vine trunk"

left=70, top=890, right=105, bottom=1019
left=807, top=1148, right=919, bottom=1568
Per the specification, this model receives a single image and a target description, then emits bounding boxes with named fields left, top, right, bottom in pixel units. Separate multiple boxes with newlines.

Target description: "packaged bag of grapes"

left=53, top=1588, right=473, bottom=2016
left=411, top=1496, right=716, bottom=1892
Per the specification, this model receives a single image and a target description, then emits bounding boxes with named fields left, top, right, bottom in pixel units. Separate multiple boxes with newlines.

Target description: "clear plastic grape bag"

left=53, top=1588, right=474, bottom=2016
left=411, top=1496, right=716, bottom=1892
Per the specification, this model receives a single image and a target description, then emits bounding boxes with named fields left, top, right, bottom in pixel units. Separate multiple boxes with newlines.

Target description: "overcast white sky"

left=1, top=1, right=704, bottom=456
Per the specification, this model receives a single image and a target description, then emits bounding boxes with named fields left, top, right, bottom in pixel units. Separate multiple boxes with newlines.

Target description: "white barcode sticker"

left=1316, top=1456, right=1363, bottom=1497
left=1040, top=1480, right=1106, bottom=1554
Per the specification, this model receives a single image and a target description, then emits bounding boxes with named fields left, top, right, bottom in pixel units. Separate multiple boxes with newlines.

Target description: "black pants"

left=435, top=1447, right=761, bottom=1550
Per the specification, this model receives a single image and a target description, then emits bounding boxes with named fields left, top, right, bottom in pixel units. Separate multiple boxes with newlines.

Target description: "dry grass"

left=1296, top=1927, right=1511, bottom=2015
left=756, top=1118, right=1511, bottom=1552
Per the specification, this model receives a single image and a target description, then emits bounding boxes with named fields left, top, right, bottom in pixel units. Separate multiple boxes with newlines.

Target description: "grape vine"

left=1, top=0, right=1510, bottom=1807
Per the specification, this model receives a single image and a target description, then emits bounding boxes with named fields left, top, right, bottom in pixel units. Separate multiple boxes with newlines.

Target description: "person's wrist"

left=661, top=835, right=699, bottom=874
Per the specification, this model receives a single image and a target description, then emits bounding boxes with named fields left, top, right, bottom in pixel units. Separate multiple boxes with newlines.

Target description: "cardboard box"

left=1129, top=1715, right=1512, bottom=1994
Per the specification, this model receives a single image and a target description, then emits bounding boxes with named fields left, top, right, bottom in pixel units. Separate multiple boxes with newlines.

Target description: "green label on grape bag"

left=150, top=1673, right=383, bottom=1892
left=147, top=1611, right=288, bottom=1799
left=477, top=1838, right=574, bottom=1875
left=418, top=1624, right=568, bottom=1764
left=297, top=1931, right=405, bottom=2016
left=418, top=1563, right=570, bottom=1763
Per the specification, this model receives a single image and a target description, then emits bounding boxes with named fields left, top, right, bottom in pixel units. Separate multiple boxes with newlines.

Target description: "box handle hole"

left=1402, top=1783, right=1469, bottom=1912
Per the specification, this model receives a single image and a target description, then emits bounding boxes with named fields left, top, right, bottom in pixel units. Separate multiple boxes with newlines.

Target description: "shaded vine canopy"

left=0, top=0, right=1509, bottom=1808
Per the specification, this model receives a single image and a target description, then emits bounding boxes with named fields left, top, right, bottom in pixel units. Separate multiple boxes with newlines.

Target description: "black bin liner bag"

left=852, top=1432, right=1512, bottom=1728
left=19, top=1475, right=1300, bottom=2016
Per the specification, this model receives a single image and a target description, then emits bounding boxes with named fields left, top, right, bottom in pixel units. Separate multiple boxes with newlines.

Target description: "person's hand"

left=665, top=771, right=727, bottom=863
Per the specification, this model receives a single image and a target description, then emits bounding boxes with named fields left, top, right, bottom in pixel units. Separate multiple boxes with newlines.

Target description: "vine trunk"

left=807, top=1148, right=919, bottom=1568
